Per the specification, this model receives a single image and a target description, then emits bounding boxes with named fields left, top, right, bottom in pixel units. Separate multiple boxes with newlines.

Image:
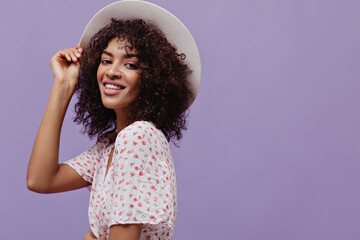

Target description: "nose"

left=106, top=64, right=122, bottom=80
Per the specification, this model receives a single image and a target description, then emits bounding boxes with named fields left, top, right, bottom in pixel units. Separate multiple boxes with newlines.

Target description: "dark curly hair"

left=74, top=19, right=193, bottom=143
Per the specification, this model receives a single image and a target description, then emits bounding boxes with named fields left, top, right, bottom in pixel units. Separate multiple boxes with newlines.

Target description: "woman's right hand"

left=27, top=45, right=90, bottom=195
left=50, top=45, right=82, bottom=90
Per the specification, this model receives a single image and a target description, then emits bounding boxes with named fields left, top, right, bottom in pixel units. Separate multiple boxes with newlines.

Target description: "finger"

left=73, top=45, right=81, bottom=57
left=59, top=50, right=72, bottom=62
left=63, top=48, right=78, bottom=62
left=67, top=48, right=82, bottom=60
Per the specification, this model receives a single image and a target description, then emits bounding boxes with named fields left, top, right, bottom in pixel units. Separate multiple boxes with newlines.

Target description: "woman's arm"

left=27, top=46, right=89, bottom=193
left=82, top=224, right=143, bottom=240
left=108, top=224, right=143, bottom=240
left=83, top=230, right=98, bottom=240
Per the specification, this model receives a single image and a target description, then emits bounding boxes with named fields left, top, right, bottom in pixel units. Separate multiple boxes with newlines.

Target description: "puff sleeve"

left=104, top=121, right=177, bottom=236
left=64, top=134, right=108, bottom=184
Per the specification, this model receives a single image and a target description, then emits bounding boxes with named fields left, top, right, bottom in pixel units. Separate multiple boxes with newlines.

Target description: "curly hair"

left=74, top=19, right=193, bottom=143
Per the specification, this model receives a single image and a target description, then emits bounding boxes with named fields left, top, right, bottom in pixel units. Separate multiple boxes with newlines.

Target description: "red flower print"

left=65, top=121, right=176, bottom=239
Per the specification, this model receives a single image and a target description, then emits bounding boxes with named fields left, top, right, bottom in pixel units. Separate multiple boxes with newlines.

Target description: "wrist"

left=49, top=81, right=76, bottom=110
left=52, top=78, right=77, bottom=97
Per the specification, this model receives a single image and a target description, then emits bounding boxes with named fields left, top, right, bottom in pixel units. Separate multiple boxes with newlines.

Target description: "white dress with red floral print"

left=64, top=121, right=177, bottom=240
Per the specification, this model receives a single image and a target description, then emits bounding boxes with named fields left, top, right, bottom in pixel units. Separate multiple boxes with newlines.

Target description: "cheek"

left=96, top=68, right=103, bottom=85
left=129, top=73, right=140, bottom=88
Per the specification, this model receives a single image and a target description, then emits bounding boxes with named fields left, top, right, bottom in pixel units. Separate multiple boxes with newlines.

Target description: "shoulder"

left=116, top=121, right=167, bottom=146
left=121, top=121, right=161, bottom=137
left=127, top=121, right=157, bottom=131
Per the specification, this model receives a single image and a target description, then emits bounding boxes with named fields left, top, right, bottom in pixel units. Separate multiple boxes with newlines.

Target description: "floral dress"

left=64, top=121, right=177, bottom=240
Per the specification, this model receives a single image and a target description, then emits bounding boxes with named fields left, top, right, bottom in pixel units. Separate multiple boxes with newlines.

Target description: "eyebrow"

left=101, top=50, right=138, bottom=59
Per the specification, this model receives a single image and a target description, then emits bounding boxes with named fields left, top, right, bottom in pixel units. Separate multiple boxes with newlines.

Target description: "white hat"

left=79, top=0, right=201, bottom=107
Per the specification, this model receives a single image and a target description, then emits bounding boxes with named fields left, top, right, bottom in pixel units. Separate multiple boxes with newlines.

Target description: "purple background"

left=1, top=0, right=360, bottom=239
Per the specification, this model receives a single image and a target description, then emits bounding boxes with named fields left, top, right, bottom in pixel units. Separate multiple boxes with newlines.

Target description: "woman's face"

left=97, top=37, right=141, bottom=113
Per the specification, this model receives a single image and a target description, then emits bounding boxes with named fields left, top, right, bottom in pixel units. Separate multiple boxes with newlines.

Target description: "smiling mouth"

left=104, top=83, right=125, bottom=90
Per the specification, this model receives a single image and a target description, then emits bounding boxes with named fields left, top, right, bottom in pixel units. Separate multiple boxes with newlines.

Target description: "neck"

left=115, top=109, right=128, bottom=133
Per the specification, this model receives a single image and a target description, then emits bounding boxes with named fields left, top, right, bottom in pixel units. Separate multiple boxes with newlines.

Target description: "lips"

left=104, top=83, right=124, bottom=90
left=103, top=80, right=125, bottom=89
left=102, top=80, right=126, bottom=95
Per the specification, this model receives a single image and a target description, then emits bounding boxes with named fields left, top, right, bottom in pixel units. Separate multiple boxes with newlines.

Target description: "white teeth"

left=105, top=84, right=123, bottom=90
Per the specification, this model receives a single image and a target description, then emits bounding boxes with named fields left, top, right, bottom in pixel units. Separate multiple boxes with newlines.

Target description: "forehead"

left=104, top=37, right=136, bottom=54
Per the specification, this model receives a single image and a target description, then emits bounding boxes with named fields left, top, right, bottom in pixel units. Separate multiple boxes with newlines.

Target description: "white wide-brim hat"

left=79, top=0, right=201, bottom=107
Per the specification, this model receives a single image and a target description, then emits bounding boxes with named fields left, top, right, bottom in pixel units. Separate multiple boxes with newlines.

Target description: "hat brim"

left=79, top=0, right=201, bottom=107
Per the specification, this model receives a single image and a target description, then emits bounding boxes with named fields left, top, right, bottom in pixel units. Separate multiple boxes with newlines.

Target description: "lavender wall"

left=1, top=0, right=360, bottom=239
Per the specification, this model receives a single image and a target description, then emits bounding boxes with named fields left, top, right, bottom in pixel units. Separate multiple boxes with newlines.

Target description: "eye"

left=125, top=63, right=138, bottom=69
left=101, top=59, right=112, bottom=65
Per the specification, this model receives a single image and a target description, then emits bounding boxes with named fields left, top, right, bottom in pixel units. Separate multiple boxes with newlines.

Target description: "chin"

left=101, top=99, right=128, bottom=111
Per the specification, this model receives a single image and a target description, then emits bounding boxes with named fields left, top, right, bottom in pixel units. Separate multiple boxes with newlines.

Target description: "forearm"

left=27, top=80, right=75, bottom=192
left=108, top=224, right=143, bottom=240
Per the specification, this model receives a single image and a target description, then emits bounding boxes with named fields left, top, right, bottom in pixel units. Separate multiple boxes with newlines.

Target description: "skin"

left=97, top=37, right=141, bottom=133
left=27, top=38, right=143, bottom=239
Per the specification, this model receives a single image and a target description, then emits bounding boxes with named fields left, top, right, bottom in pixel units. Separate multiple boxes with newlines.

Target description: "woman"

left=27, top=1, right=200, bottom=240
